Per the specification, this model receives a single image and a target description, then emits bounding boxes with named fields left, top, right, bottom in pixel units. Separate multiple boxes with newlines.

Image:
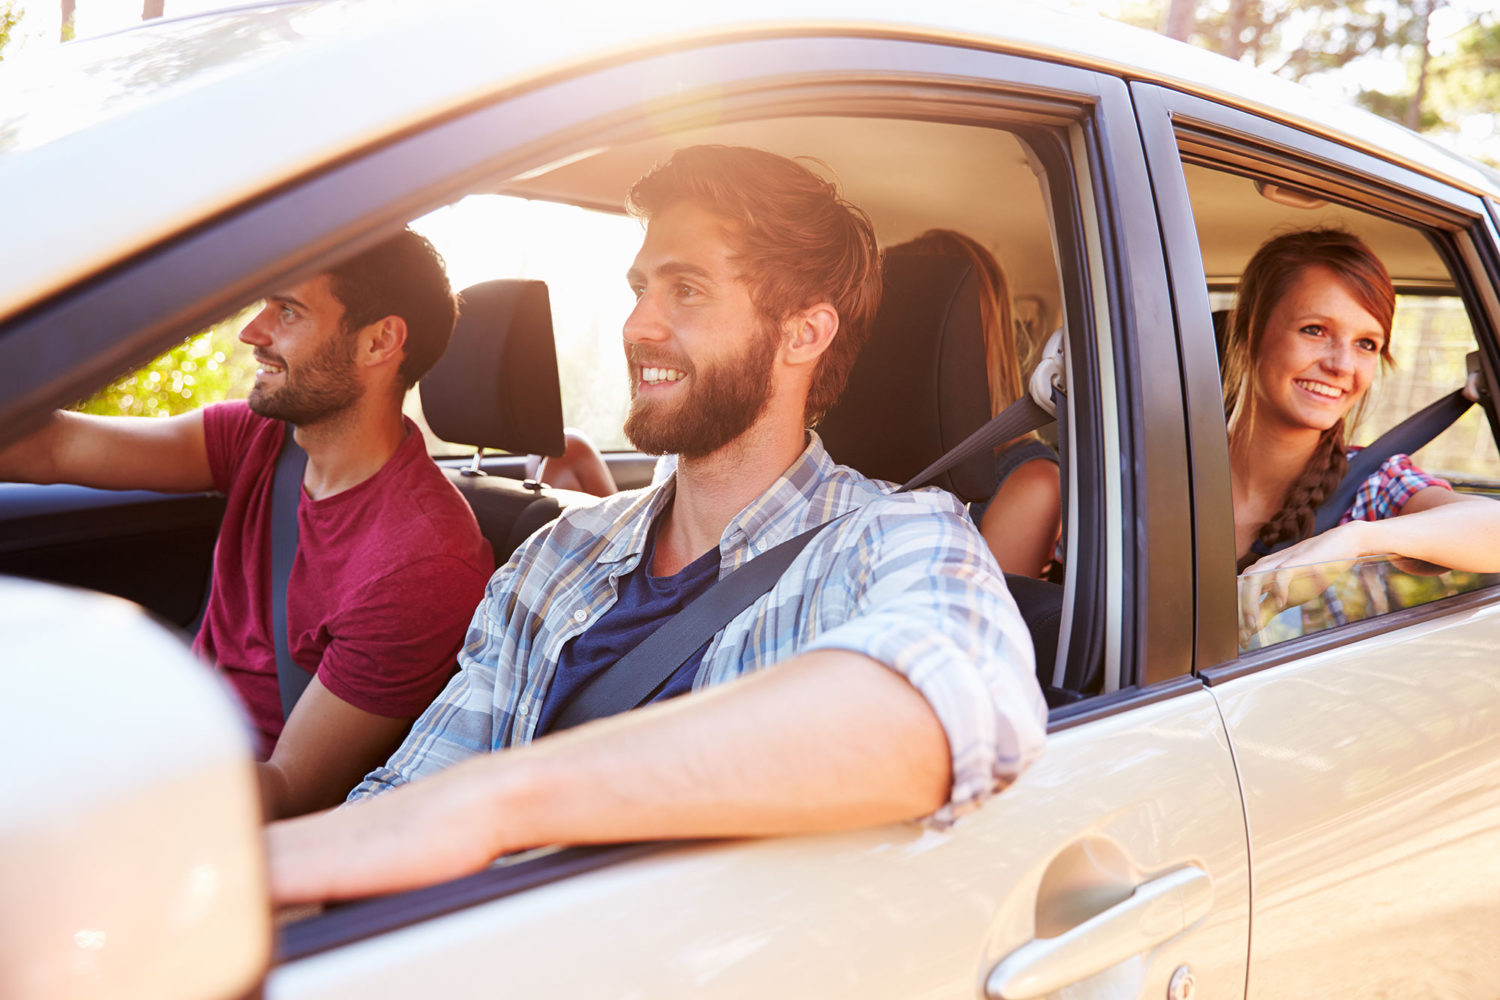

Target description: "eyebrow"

left=266, top=292, right=310, bottom=312
left=626, top=260, right=717, bottom=285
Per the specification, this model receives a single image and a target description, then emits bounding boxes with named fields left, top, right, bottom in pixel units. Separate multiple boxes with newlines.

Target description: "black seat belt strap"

left=1309, top=388, right=1472, bottom=538
left=1257, top=387, right=1474, bottom=556
left=551, top=391, right=1059, bottom=732
left=272, top=424, right=311, bottom=720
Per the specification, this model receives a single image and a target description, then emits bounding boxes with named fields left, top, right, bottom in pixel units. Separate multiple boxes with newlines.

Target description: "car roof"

left=2, top=0, right=1496, bottom=323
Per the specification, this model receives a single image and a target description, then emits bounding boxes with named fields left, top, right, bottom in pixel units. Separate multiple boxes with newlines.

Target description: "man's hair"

left=625, top=145, right=882, bottom=426
left=326, top=228, right=458, bottom=389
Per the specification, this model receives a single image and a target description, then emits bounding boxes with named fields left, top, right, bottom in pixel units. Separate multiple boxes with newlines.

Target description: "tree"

left=0, top=2, right=21, bottom=59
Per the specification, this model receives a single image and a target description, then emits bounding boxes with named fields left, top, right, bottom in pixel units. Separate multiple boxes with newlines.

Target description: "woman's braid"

left=1256, top=423, right=1349, bottom=552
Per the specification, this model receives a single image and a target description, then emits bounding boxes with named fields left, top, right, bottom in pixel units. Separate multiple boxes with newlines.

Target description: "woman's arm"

left=978, top=458, right=1062, bottom=578
left=1246, top=487, right=1500, bottom=575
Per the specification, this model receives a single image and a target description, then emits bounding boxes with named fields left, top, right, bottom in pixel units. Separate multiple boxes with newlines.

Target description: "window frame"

left=1131, top=82, right=1500, bottom=680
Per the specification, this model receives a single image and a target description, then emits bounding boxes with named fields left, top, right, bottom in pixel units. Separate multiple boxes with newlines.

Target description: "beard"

left=247, top=331, right=361, bottom=426
left=623, top=320, right=780, bottom=459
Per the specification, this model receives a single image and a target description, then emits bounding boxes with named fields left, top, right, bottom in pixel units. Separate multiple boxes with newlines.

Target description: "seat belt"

left=271, top=424, right=311, bottom=720
left=551, top=376, right=1062, bottom=733
left=1258, top=386, right=1475, bottom=556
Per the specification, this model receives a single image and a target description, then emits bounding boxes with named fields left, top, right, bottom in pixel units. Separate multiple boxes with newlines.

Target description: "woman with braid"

left=1225, top=228, right=1500, bottom=577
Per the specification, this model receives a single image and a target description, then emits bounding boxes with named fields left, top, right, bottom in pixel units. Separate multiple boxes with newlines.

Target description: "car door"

left=1136, top=82, right=1500, bottom=995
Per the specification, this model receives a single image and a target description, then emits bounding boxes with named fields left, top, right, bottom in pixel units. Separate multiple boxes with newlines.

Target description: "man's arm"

left=268, top=650, right=950, bottom=904
left=256, top=678, right=416, bottom=821
left=0, top=409, right=213, bottom=492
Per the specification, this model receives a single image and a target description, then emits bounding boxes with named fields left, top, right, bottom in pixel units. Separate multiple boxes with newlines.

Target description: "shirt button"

left=573, top=609, right=588, bottom=623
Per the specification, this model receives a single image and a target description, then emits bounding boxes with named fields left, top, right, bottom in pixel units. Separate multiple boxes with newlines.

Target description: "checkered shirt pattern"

left=349, top=433, right=1047, bottom=825
left=1338, top=450, right=1450, bottom=525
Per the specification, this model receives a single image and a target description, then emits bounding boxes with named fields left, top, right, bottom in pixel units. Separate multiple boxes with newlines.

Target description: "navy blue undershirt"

left=534, top=517, right=722, bottom=736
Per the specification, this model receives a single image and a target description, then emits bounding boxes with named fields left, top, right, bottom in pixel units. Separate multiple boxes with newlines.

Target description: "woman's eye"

left=1358, top=338, right=1381, bottom=352
left=1299, top=323, right=1324, bottom=336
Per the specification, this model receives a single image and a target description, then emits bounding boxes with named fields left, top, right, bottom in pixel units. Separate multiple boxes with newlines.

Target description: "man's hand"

left=266, top=651, right=952, bottom=905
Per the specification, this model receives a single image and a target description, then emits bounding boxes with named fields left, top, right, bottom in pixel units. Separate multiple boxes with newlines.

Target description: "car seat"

left=818, top=254, right=1070, bottom=699
left=420, top=279, right=599, bottom=564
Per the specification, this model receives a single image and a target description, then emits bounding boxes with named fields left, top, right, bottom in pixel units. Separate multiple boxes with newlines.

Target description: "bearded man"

left=267, top=146, right=1047, bottom=904
left=0, top=229, right=492, bottom=821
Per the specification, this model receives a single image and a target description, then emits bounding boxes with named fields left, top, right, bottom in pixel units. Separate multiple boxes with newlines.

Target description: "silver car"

left=3, top=2, right=1499, bottom=997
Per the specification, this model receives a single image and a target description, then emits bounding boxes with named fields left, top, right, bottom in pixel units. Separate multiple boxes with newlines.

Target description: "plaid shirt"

left=350, top=433, right=1047, bottom=825
left=1339, top=450, right=1450, bottom=524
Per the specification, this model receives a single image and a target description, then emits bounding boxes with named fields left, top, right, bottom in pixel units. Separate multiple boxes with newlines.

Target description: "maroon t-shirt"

left=192, top=402, right=493, bottom=758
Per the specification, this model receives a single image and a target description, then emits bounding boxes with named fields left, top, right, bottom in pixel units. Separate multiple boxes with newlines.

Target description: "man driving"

left=267, top=147, right=1047, bottom=903
left=0, top=229, right=493, bottom=820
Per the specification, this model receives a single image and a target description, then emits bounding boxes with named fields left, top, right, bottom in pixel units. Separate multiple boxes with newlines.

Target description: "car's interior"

left=5, top=105, right=1500, bottom=718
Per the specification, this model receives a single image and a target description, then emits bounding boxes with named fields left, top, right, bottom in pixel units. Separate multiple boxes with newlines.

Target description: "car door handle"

left=984, top=865, right=1213, bottom=1000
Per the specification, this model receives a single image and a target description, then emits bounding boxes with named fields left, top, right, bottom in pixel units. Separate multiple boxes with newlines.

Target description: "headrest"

left=420, top=279, right=566, bottom=458
left=818, top=254, right=997, bottom=501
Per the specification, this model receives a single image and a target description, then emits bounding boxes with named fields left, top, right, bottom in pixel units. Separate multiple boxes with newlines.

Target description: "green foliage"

left=0, top=2, right=22, bottom=61
left=73, top=309, right=259, bottom=418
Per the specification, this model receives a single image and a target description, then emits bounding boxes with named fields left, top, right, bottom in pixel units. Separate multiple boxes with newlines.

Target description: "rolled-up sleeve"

left=799, top=503, right=1047, bottom=825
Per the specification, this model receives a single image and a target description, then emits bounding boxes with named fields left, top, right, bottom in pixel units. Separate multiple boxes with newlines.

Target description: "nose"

left=238, top=306, right=273, bottom=348
left=622, top=289, right=667, bottom=346
left=1320, top=338, right=1355, bottom=375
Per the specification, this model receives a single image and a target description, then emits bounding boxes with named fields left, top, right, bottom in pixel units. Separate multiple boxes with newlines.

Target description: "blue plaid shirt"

left=350, top=433, right=1047, bottom=824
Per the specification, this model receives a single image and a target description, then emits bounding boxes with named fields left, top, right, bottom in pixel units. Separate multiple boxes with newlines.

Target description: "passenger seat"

left=420, top=279, right=599, bottom=564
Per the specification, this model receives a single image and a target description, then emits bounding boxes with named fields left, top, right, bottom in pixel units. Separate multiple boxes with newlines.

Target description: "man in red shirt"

left=0, top=229, right=492, bottom=819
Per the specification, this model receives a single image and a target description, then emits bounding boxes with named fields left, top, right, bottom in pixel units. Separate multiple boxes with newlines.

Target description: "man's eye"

left=675, top=283, right=699, bottom=299
left=628, top=284, right=644, bottom=300
left=280, top=305, right=295, bottom=322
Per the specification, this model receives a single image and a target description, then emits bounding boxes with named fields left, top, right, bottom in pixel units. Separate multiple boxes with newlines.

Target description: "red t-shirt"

left=192, top=402, right=493, bottom=758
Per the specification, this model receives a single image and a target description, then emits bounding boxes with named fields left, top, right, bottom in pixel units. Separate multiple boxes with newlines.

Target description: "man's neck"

left=651, top=421, right=808, bottom=576
left=292, top=398, right=409, bottom=501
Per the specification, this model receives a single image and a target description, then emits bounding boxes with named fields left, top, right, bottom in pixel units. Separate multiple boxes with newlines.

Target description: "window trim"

left=1131, top=82, right=1500, bottom=674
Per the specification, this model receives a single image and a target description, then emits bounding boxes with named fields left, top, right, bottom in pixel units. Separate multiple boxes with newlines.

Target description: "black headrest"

left=420, top=279, right=566, bottom=458
left=818, top=255, right=997, bottom=501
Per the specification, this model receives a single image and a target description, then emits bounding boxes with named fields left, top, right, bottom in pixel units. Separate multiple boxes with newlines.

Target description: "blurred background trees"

left=1119, top=0, right=1500, bottom=165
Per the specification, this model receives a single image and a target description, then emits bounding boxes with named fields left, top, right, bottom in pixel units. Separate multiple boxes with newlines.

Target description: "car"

left=4, top=2, right=1500, bottom=997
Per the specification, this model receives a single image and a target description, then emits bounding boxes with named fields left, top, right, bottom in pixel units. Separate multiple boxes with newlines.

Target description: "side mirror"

left=0, top=578, right=268, bottom=1000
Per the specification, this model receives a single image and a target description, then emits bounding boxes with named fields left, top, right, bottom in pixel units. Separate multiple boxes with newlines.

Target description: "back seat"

left=818, top=253, right=1073, bottom=701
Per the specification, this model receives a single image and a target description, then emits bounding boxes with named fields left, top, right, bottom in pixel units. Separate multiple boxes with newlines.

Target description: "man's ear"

left=360, top=316, right=408, bottom=371
left=781, top=303, right=840, bottom=369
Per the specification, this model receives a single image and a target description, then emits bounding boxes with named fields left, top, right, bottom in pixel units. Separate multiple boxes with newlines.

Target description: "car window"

left=1237, top=553, right=1500, bottom=651
left=71, top=306, right=257, bottom=417
left=1186, top=159, right=1500, bottom=649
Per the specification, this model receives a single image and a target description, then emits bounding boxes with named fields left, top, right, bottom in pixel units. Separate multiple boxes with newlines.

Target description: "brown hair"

left=1222, top=228, right=1396, bottom=560
left=626, top=145, right=882, bottom=425
left=885, top=228, right=1025, bottom=417
left=327, top=227, right=458, bottom=390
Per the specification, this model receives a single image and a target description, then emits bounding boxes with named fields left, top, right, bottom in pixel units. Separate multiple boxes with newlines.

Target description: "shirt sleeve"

left=200, top=400, right=266, bottom=493
left=1339, top=453, right=1451, bottom=525
left=315, top=552, right=491, bottom=721
left=797, top=500, right=1048, bottom=826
